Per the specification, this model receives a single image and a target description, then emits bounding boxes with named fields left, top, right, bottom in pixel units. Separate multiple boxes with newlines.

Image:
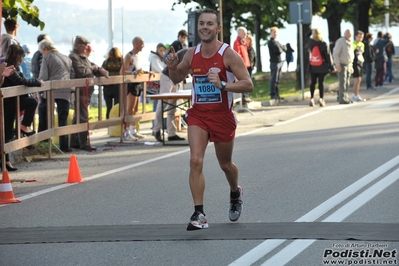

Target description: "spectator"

left=31, top=34, right=51, bottom=79
left=1, top=18, right=19, bottom=61
left=69, top=35, right=108, bottom=151
left=384, top=32, right=395, bottom=84
left=152, top=47, right=186, bottom=142
left=120, top=37, right=146, bottom=141
left=285, top=43, right=294, bottom=72
left=233, top=26, right=252, bottom=104
left=0, top=62, right=17, bottom=171
left=333, top=29, right=354, bottom=104
left=21, top=44, right=32, bottom=78
left=307, top=28, right=335, bottom=107
left=373, top=31, right=383, bottom=46
left=2, top=45, right=44, bottom=171
left=170, top=29, right=188, bottom=53
left=168, top=30, right=189, bottom=130
left=351, top=30, right=365, bottom=102
left=102, top=47, right=123, bottom=119
left=3, top=44, right=43, bottom=135
left=373, top=33, right=390, bottom=89
left=148, top=43, right=166, bottom=129
left=85, top=43, right=94, bottom=58
left=268, top=26, right=287, bottom=101
left=363, top=33, right=376, bottom=90
left=247, top=34, right=256, bottom=79
left=38, top=39, right=75, bottom=153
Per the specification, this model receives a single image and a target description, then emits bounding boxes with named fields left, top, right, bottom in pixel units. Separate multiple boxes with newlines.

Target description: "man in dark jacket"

left=363, top=33, right=376, bottom=90
left=373, top=34, right=390, bottom=88
left=267, top=26, right=286, bottom=101
left=384, top=32, right=395, bottom=84
left=69, top=35, right=108, bottom=151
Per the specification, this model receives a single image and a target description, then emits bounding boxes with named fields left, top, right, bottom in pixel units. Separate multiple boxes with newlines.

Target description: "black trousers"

left=310, top=72, right=326, bottom=99
left=38, top=98, right=71, bottom=149
left=270, top=62, right=283, bottom=99
left=3, top=95, right=38, bottom=161
left=103, top=84, right=120, bottom=119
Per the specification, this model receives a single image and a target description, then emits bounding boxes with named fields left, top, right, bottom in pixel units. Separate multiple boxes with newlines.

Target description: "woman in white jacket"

left=150, top=43, right=185, bottom=142
left=148, top=43, right=166, bottom=130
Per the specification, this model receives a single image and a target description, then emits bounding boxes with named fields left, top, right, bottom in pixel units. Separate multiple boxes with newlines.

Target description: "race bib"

left=193, top=74, right=222, bottom=104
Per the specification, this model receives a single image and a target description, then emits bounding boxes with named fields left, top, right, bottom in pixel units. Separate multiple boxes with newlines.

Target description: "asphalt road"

left=1, top=84, right=398, bottom=266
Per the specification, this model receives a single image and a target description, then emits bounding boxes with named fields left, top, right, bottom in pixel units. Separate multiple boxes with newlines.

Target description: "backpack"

left=385, top=42, right=393, bottom=57
left=310, top=45, right=323, bottom=66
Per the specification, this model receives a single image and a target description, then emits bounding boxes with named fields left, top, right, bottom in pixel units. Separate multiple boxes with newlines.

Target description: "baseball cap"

left=74, top=35, right=90, bottom=46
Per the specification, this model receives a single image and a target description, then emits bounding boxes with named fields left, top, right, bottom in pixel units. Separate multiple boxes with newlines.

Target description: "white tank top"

left=125, top=51, right=141, bottom=73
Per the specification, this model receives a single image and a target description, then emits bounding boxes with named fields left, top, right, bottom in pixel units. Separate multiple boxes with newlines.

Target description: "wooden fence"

left=0, top=73, right=159, bottom=168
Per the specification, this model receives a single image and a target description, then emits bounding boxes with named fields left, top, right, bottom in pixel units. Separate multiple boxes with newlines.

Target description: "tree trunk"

left=223, top=5, right=233, bottom=45
left=358, top=0, right=371, bottom=34
left=255, top=12, right=262, bottom=72
left=327, top=14, right=343, bottom=51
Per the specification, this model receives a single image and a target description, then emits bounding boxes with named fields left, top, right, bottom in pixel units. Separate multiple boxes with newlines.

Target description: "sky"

left=17, top=0, right=399, bottom=71
left=45, top=0, right=196, bottom=11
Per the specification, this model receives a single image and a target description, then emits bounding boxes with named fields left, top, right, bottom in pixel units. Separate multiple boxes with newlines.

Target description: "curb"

left=256, top=81, right=340, bottom=107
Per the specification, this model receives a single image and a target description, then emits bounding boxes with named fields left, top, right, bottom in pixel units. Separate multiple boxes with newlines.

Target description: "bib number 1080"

left=198, top=85, right=216, bottom=92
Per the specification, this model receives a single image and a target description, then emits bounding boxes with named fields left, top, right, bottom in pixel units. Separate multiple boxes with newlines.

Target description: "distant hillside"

left=14, top=0, right=190, bottom=46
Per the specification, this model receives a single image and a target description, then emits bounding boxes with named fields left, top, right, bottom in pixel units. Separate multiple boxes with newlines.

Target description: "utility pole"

left=219, top=0, right=223, bottom=42
left=385, top=0, right=389, bottom=31
left=108, top=0, right=114, bottom=52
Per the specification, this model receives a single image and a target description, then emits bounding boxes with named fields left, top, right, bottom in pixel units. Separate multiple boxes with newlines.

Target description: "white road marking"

left=374, top=87, right=399, bottom=99
left=0, top=149, right=190, bottom=207
left=262, top=167, right=399, bottom=266
left=229, top=155, right=399, bottom=266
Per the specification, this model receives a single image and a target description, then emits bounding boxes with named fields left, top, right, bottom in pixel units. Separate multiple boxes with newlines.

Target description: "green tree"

left=2, top=0, right=44, bottom=30
left=172, top=0, right=290, bottom=72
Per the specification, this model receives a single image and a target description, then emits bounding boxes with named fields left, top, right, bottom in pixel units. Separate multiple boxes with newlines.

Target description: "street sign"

left=289, top=0, right=312, bottom=100
left=289, top=1, right=312, bottom=24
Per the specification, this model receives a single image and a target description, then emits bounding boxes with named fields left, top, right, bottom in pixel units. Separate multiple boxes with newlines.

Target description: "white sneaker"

left=357, top=95, right=366, bottom=102
left=132, top=132, right=145, bottom=139
left=351, top=94, right=359, bottom=102
left=123, top=130, right=138, bottom=141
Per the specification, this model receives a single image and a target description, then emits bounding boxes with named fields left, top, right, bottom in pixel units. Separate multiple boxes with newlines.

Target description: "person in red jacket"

left=233, top=26, right=251, bottom=104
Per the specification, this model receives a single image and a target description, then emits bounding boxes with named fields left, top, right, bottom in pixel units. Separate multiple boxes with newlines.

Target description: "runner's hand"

left=165, top=47, right=179, bottom=67
left=207, top=70, right=221, bottom=89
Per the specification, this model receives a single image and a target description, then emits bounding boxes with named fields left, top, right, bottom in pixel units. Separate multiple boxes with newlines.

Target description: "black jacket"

left=2, top=68, right=42, bottom=89
left=364, top=40, right=376, bottom=63
left=268, top=38, right=286, bottom=63
left=307, top=37, right=334, bottom=74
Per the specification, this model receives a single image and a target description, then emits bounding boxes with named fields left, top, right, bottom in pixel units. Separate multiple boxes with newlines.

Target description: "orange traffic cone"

left=65, top=155, right=86, bottom=183
left=0, top=171, right=21, bottom=204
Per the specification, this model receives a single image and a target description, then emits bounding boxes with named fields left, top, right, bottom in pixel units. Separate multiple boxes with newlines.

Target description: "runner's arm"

left=166, top=47, right=192, bottom=84
left=221, top=48, right=254, bottom=93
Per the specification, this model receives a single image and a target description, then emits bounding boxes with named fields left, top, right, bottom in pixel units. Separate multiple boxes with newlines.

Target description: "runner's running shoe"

left=187, top=211, right=208, bottom=231
left=229, top=186, right=243, bottom=222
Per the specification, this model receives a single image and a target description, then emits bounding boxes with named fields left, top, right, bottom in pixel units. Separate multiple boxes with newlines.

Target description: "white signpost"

left=289, top=1, right=312, bottom=100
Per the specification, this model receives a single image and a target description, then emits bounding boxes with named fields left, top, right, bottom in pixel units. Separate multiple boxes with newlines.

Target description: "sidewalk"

left=248, top=61, right=399, bottom=108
